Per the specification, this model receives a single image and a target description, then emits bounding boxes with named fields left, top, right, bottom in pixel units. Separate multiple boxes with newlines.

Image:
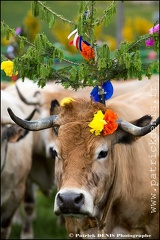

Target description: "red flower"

left=103, top=109, right=118, bottom=136
left=11, top=75, right=19, bottom=82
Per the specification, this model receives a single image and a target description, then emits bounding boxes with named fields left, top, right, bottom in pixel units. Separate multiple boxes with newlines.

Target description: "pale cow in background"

left=1, top=90, right=36, bottom=239
left=1, top=81, right=11, bottom=90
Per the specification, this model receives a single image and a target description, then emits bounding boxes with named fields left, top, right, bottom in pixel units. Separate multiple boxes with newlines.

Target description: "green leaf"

left=49, top=16, right=55, bottom=28
left=70, top=66, right=77, bottom=82
left=104, top=1, right=116, bottom=27
left=31, top=1, right=39, bottom=17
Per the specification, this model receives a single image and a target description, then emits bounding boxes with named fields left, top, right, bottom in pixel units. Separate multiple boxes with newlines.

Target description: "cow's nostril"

left=57, top=193, right=64, bottom=205
left=74, top=193, right=84, bottom=205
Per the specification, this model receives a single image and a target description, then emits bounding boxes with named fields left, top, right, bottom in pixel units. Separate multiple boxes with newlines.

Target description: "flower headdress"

left=88, top=109, right=118, bottom=136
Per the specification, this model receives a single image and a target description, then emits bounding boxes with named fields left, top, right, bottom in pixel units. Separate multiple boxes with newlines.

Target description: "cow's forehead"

left=58, top=122, right=93, bottom=148
left=56, top=121, right=110, bottom=156
left=57, top=99, right=107, bottom=124
left=54, top=99, right=114, bottom=155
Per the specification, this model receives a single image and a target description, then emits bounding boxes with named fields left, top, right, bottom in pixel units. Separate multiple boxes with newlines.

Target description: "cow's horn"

left=2, top=108, right=37, bottom=125
left=15, top=84, right=41, bottom=105
left=117, top=117, right=160, bottom=136
left=7, top=108, right=58, bottom=131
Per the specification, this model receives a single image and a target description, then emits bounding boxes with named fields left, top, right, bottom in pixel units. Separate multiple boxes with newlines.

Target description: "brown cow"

left=7, top=85, right=159, bottom=239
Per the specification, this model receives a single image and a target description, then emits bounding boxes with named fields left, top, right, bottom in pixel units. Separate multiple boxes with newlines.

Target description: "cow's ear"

left=7, top=125, right=29, bottom=142
left=50, top=99, right=60, bottom=115
left=115, top=115, right=152, bottom=144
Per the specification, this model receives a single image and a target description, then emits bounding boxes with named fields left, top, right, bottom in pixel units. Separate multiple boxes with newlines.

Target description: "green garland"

left=1, top=1, right=159, bottom=89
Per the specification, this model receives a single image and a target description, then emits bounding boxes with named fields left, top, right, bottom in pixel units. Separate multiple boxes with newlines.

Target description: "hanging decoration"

left=90, top=80, right=114, bottom=103
left=67, top=29, right=95, bottom=61
left=67, top=9, right=113, bottom=105
left=67, top=28, right=113, bottom=105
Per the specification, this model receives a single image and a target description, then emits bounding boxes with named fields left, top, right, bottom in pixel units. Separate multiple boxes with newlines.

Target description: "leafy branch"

left=94, top=1, right=116, bottom=27
left=33, top=1, right=75, bottom=26
left=1, top=1, right=159, bottom=90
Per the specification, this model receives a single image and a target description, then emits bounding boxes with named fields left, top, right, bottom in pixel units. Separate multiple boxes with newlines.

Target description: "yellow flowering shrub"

left=1, top=33, right=14, bottom=46
left=122, top=18, right=134, bottom=42
left=122, top=16, right=153, bottom=42
left=23, top=10, right=41, bottom=42
left=1, top=60, right=18, bottom=77
left=134, top=17, right=153, bottom=35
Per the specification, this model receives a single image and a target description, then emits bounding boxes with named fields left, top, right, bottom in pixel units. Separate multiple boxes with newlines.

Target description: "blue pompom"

left=102, top=80, right=114, bottom=100
left=90, top=80, right=114, bottom=102
left=90, top=86, right=99, bottom=102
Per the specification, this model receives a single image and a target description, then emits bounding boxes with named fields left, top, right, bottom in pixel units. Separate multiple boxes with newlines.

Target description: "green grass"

left=9, top=188, right=68, bottom=239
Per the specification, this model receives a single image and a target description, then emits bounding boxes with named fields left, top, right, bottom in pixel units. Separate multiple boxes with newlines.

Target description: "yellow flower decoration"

left=1, top=60, right=18, bottom=77
left=60, top=97, right=75, bottom=106
left=88, top=109, right=118, bottom=136
left=88, top=110, right=106, bottom=136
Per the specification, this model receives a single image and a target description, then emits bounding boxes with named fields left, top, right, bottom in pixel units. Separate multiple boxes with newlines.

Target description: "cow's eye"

left=97, top=150, right=108, bottom=159
left=49, top=147, right=58, bottom=158
left=53, top=125, right=59, bottom=135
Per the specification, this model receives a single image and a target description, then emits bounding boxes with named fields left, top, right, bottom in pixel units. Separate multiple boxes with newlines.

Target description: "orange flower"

left=80, top=41, right=95, bottom=61
left=103, top=109, right=118, bottom=136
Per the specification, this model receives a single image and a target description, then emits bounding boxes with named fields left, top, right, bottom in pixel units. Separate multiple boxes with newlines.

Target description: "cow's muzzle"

left=54, top=188, right=94, bottom=217
left=57, top=192, right=84, bottom=213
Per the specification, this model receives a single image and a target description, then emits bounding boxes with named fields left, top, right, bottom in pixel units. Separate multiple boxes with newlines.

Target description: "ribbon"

left=67, top=29, right=78, bottom=39
left=68, top=29, right=95, bottom=61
